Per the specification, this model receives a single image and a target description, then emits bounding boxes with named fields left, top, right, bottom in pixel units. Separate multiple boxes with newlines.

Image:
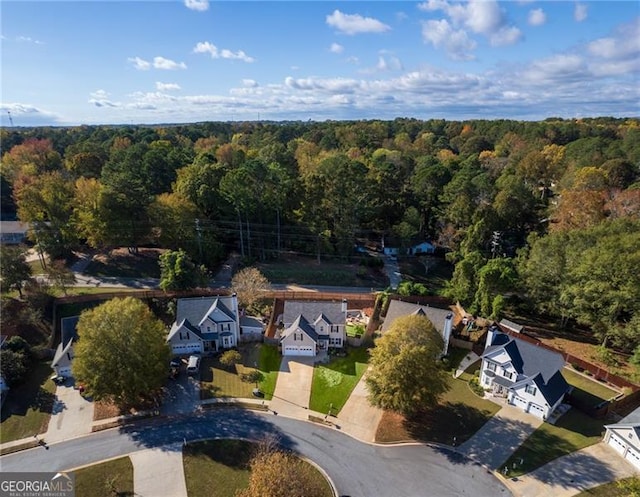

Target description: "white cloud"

left=418, top=0, right=520, bottom=48
left=88, top=89, right=120, bottom=108
left=528, top=8, right=546, bottom=27
left=587, top=19, right=640, bottom=76
left=330, top=43, right=344, bottom=54
left=128, top=56, right=151, bottom=70
left=0, top=103, right=62, bottom=126
left=326, top=10, right=391, bottom=35
left=16, top=36, right=43, bottom=44
left=153, top=56, right=187, bottom=70
left=184, top=0, right=208, bottom=11
left=193, top=41, right=255, bottom=62
left=242, top=79, right=258, bottom=88
left=523, top=54, right=589, bottom=83
left=156, top=82, right=181, bottom=91
left=574, top=3, right=588, bottom=22
left=421, top=19, right=477, bottom=60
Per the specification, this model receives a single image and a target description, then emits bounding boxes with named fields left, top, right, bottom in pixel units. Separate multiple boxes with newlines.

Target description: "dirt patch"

left=375, top=411, right=413, bottom=443
left=93, top=400, right=125, bottom=421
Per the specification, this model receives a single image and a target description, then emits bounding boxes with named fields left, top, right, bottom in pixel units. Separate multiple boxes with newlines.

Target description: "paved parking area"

left=161, top=370, right=200, bottom=416
left=269, top=357, right=314, bottom=419
left=45, top=380, right=95, bottom=444
left=337, top=369, right=383, bottom=442
left=459, top=402, right=543, bottom=470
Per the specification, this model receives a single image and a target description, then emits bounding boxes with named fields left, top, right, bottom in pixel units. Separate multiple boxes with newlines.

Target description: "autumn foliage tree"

left=230, top=267, right=270, bottom=310
left=72, top=297, right=171, bottom=406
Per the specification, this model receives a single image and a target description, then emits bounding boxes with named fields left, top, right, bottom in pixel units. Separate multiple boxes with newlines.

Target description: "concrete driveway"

left=130, top=444, right=187, bottom=497
left=45, top=380, right=95, bottom=444
left=337, top=369, right=383, bottom=442
left=505, top=442, right=637, bottom=497
left=269, top=357, right=314, bottom=418
left=459, top=402, right=543, bottom=470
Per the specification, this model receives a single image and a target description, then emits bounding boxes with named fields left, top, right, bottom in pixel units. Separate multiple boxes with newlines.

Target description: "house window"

left=186, top=332, right=190, bottom=339
left=179, top=332, right=183, bottom=340
left=525, top=384, right=537, bottom=396
left=503, top=370, right=513, bottom=380
left=487, top=362, right=496, bottom=372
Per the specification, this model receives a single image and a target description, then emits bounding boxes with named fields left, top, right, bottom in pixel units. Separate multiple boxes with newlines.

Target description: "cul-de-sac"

left=2, top=15, right=640, bottom=493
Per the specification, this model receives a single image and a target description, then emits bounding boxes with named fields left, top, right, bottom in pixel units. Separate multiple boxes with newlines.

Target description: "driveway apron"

left=130, top=444, right=188, bottom=497
left=269, top=357, right=314, bottom=419
left=459, top=402, right=543, bottom=470
left=337, top=369, right=383, bottom=442
left=45, top=381, right=95, bottom=444
left=505, top=442, right=638, bottom=497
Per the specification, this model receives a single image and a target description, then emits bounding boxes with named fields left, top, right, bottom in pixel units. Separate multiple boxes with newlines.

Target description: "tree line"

left=1, top=117, right=639, bottom=356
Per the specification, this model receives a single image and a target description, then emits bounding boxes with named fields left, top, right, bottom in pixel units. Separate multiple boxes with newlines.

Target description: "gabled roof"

left=52, top=316, right=79, bottom=368
left=282, top=301, right=345, bottom=327
left=175, top=296, right=238, bottom=329
left=199, top=298, right=235, bottom=326
left=483, top=331, right=565, bottom=384
left=606, top=406, right=640, bottom=431
left=280, top=315, right=318, bottom=343
left=381, top=300, right=452, bottom=339
left=240, top=316, right=264, bottom=329
left=512, top=371, right=569, bottom=406
left=167, top=319, right=204, bottom=342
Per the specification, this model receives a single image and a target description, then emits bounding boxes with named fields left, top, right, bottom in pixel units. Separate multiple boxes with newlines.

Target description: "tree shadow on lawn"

left=184, top=439, right=254, bottom=470
left=404, top=402, right=497, bottom=449
left=1, top=364, right=56, bottom=420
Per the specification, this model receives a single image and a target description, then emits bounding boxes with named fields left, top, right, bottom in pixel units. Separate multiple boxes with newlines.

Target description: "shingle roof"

left=240, top=316, right=263, bottom=329
left=176, top=296, right=238, bottom=327
left=280, top=315, right=319, bottom=342
left=52, top=316, right=79, bottom=368
left=282, top=301, right=345, bottom=327
left=524, top=371, right=570, bottom=406
left=381, top=300, right=452, bottom=339
left=483, top=331, right=565, bottom=384
left=167, top=319, right=205, bottom=342
left=621, top=407, right=640, bottom=425
left=500, top=319, right=524, bottom=333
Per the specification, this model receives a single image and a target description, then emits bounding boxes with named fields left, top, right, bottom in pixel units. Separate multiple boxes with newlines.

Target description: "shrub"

left=468, top=377, right=485, bottom=397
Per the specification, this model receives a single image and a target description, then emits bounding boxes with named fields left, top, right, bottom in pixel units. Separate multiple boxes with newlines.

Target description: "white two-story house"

left=167, top=295, right=241, bottom=355
left=480, top=327, right=570, bottom=420
left=52, top=316, right=80, bottom=378
left=279, top=300, right=347, bottom=357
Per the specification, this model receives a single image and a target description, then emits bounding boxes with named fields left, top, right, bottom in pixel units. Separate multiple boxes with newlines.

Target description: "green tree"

left=72, top=297, right=171, bottom=406
left=159, top=250, right=208, bottom=292
left=0, top=245, right=32, bottom=297
left=0, top=349, right=30, bottom=386
left=231, top=267, right=270, bottom=310
left=366, top=314, right=448, bottom=416
left=471, top=258, right=518, bottom=318
left=45, top=260, right=77, bottom=296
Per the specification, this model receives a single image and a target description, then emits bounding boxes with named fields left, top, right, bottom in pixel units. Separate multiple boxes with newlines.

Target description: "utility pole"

left=195, top=218, right=203, bottom=262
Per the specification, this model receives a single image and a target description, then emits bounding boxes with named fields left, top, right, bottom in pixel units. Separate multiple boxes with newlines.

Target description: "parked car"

left=50, top=374, right=66, bottom=385
left=186, top=355, right=201, bottom=375
left=170, top=358, right=182, bottom=368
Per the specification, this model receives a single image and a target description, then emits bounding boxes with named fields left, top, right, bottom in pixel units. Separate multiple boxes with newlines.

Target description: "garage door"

left=283, top=346, right=315, bottom=357
left=608, top=433, right=627, bottom=455
left=512, top=396, right=528, bottom=410
left=56, top=366, right=72, bottom=377
left=171, top=343, right=202, bottom=355
left=626, top=447, right=640, bottom=470
left=528, top=403, right=546, bottom=419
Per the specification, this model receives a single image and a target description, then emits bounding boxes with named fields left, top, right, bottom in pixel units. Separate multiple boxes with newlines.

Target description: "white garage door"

left=608, top=433, right=626, bottom=455
left=172, top=343, right=202, bottom=355
left=56, top=366, right=72, bottom=377
left=283, top=346, right=315, bottom=357
left=512, top=396, right=528, bottom=410
left=626, top=447, right=640, bottom=470
left=528, top=403, right=546, bottom=419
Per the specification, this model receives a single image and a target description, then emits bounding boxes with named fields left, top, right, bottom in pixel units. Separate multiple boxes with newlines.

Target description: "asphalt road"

left=0, top=410, right=510, bottom=497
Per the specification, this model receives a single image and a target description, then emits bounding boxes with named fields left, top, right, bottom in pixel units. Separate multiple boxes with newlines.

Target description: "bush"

left=468, top=377, right=485, bottom=397
left=572, top=363, right=585, bottom=372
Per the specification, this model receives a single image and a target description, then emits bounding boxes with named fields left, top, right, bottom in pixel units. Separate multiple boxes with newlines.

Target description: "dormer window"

left=487, top=362, right=497, bottom=372
left=525, top=384, right=537, bottom=396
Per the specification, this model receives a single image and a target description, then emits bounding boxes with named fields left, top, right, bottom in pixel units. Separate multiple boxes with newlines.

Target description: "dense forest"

left=1, top=117, right=639, bottom=358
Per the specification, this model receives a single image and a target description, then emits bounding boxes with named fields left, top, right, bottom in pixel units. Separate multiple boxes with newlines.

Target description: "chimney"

left=342, top=299, right=347, bottom=313
left=442, top=313, right=453, bottom=356
left=485, top=325, right=498, bottom=349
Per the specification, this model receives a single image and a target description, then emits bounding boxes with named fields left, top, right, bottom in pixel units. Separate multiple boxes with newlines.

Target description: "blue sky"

left=1, top=1, right=639, bottom=126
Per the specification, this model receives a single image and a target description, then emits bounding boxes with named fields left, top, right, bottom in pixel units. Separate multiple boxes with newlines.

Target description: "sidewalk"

left=336, top=370, right=383, bottom=443
left=454, top=351, right=480, bottom=378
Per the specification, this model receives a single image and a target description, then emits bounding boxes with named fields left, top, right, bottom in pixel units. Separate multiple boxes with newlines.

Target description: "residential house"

left=381, top=299, right=455, bottom=356
left=604, top=407, right=640, bottom=470
left=279, top=300, right=347, bottom=357
left=167, top=295, right=242, bottom=356
left=407, top=241, right=436, bottom=255
left=0, top=220, right=29, bottom=245
left=480, top=327, right=570, bottom=419
left=52, top=316, right=79, bottom=377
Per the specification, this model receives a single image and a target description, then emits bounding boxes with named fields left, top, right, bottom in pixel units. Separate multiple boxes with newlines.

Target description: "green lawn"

left=74, top=457, right=134, bottom=497
left=309, top=347, right=369, bottom=414
left=575, top=477, right=640, bottom=496
left=0, top=361, right=56, bottom=443
left=562, top=367, right=621, bottom=407
left=200, top=344, right=280, bottom=401
left=183, top=439, right=253, bottom=497
left=504, top=408, right=606, bottom=477
left=398, top=255, right=453, bottom=296
left=183, top=439, right=333, bottom=497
